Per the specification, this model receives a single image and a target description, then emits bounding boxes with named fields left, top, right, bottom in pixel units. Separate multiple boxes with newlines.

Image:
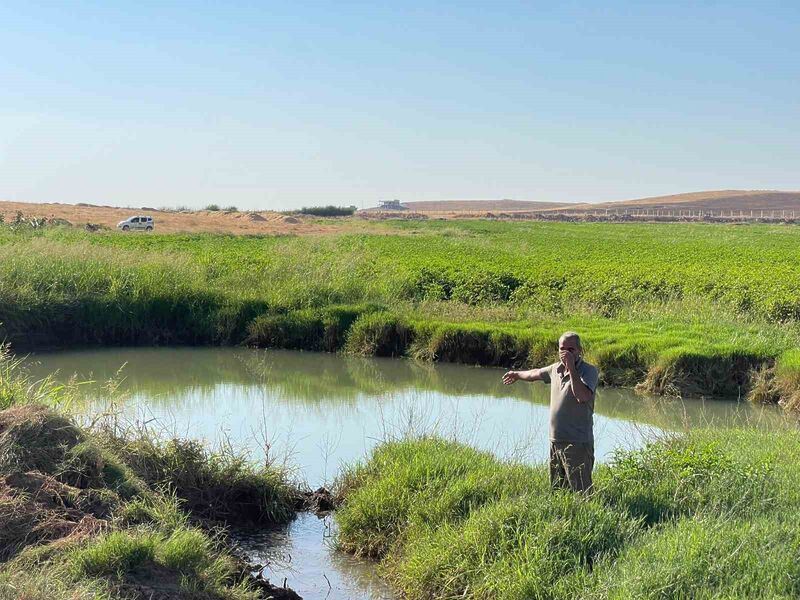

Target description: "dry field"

left=564, top=190, right=800, bottom=212
left=401, top=199, right=571, bottom=212
left=0, top=200, right=351, bottom=235
left=5, top=189, right=800, bottom=235
left=364, top=190, right=800, bottom=218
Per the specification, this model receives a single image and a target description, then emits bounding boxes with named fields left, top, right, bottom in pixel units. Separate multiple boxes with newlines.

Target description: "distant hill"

left=562, top=190, right=800, bottom=212
left=383, top=191, right=800, bottom=214
left=376, top=199, right=573, bottom=212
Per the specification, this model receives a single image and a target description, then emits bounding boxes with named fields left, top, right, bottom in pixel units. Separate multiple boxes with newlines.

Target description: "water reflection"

left=25, top=347, right=785, bottom=436
left=234, top=513, right=395, bottom=600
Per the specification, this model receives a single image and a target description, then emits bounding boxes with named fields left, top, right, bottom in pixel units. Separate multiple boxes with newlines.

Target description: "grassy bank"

left=0, top=346, right=298, bottom=599
left=334, top=428, right=800, bottom=599
left=2, top=222, right=800, bottom=404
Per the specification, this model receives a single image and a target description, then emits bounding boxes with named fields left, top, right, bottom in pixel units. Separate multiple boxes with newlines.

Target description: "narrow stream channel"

left=25, top=347, right=787, bottom=600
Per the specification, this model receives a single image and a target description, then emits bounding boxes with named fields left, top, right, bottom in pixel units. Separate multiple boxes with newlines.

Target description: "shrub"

left=345, top=312, right=413, bottom=357
left=299, top=205, right=356, bottom=217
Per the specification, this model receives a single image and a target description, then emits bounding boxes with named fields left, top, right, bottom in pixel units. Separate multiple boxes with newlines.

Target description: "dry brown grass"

left=0, top=472, right=112, bottom=562
left=0, top=200, right=352, bottom=235
left=0, top=405, right=122, bottom=562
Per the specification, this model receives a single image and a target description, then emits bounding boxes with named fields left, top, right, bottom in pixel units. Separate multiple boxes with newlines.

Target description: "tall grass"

left=0, top=343, right=81, bottom=410
left=105, top=431, right=297, bottom=524
left=335, top=427, right=800, bottom=599
left=592, top=513, right=800, bottom=599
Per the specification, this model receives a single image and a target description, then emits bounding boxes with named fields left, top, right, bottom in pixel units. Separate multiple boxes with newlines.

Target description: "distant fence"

left=558, top=208, right=800, bottom=219
left=359, top=208, right=800, bottom=224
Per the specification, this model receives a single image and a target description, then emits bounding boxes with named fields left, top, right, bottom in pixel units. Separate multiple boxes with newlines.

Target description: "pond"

left=24, top=347, right=786, bottom=600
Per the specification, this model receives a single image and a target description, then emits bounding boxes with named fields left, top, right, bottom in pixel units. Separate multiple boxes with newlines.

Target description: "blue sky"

left=1, top=1, right=798, bottom=210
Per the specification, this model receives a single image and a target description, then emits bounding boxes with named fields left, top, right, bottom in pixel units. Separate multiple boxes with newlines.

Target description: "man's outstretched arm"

left=502, top=367, right=548, bottom=385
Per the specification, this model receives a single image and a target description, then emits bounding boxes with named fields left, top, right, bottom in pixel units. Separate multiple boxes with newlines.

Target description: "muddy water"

left=25, top=347, right=786, bottom=600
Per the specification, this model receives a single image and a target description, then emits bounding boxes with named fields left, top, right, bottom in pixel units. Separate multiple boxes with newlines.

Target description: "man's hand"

left=560, top=349, right=576, bottom=372
left=502, top=371, right=520, bottom=385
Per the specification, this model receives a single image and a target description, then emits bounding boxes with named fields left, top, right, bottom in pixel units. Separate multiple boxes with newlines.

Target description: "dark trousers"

left=549, top=441, right=594, bottom=493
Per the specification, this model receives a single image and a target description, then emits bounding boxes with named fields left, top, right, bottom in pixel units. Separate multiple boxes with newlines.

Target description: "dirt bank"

left=0, top=403, right=305, bottom=599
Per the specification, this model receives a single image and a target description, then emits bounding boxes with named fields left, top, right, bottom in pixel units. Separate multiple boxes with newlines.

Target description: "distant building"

left=378, top=199, right=407, bottom=210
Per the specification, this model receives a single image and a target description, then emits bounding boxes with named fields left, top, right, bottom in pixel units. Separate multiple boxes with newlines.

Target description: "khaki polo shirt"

left=541, top=359, right=599, bottom=444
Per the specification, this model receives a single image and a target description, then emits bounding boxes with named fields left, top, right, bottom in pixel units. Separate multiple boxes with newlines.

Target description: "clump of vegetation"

left=345, top=312, right=414, bottom=357
left=65, top=528, right=253, bottom=599
left=246, top=304, right=372, bottom=352
left=773, top=349, right=800, bottom=411
left=335, top=428, right=800, bottom=599
left=0, top=212, right=74, bottom=231
left=157, top=205, right=193, bottom=212
left=0, top=348, right=299, bottom=599
left=106, top=432, right=296, bottom=525
left=299, top=205, right=356, bottom=217
left=205, top=204, right=221, bottom=211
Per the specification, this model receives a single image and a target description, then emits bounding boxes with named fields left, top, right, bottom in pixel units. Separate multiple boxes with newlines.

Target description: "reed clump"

left=105, top=432, right=296, bottom=525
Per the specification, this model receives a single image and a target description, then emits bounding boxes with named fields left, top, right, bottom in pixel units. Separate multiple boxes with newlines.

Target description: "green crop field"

left=1, top=219, right=799, bottom=405
left=2, top=219, right=800, bottom=599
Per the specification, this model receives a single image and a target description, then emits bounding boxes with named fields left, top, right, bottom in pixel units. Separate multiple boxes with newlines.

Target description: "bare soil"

left=563, top=190, right=800, bottom=212
left=400, top=199, right=571, bottom=211
left=0, top=200, right=351, bottom=235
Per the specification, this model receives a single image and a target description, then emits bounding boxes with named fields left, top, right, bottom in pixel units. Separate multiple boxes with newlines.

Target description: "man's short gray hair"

left=559, top=331, right=582, bottom=348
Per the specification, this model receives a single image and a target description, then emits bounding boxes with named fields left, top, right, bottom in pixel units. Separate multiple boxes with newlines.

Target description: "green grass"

left=2, top=221, right=800, bottom=402
left=0, top=344, right=81, bottom=410
left=60, top=526, right=256, bottom=599
left=335, top=428, right=800, bottom=599
left=593, top=513, right=800, bottom=599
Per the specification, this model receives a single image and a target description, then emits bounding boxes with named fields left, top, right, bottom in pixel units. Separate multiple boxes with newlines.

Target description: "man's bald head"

left=559, top=331, right=582, bottom=349
left=558, top=331, right=583, bottom=359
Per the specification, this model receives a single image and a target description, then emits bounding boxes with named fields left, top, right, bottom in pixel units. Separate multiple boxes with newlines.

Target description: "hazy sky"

left=2, top=1, right=798, bottom=210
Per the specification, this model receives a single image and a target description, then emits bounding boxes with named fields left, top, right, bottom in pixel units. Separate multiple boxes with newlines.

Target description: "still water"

left=25, top=347, right=785, bottom=600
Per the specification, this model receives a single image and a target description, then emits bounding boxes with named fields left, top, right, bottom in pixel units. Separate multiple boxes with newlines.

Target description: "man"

left=502, top=332, right=599, bottom=493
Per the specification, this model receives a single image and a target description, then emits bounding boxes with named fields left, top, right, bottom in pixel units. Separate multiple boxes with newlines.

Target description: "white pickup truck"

left=117, top=216, right=154, bottom=231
